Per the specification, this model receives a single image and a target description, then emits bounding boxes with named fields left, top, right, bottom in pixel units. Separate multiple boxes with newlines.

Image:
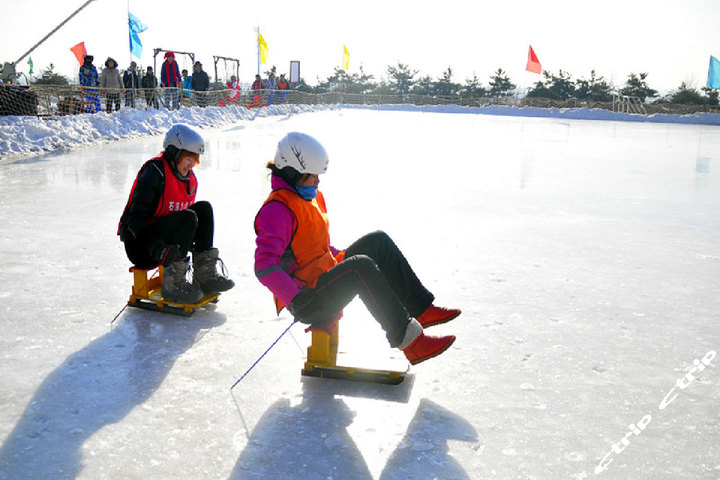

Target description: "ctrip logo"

left=594, top=350, right=716, bottom=474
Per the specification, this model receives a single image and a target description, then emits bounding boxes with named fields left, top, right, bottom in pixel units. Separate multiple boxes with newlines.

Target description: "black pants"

left=106, top=93, right=121, bottom=112
left=124, top=201, right=214, bottom=268
left=144, top=91, right=159, bottom=109
left=309, top=231, right=434, bottom=347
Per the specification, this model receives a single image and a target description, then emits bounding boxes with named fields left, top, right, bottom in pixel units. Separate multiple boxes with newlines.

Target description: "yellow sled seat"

left=302, top=322, right=408, bottom=385
left=128, top=266, right=220, bottom=316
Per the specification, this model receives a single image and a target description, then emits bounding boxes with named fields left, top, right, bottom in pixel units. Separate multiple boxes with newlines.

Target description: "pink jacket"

left=254, top=176, right=341, bottom=309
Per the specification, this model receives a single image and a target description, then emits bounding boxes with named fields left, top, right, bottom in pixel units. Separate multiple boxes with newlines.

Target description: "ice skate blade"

left=302, top=363, right=407, bottom=385
left=128, top=292, right=220, bottom=317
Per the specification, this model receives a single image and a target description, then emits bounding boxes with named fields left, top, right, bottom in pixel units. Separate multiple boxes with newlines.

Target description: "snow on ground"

left=2, top=102, right=720, bottom=162
left=0, top=106, right=719, bottom=480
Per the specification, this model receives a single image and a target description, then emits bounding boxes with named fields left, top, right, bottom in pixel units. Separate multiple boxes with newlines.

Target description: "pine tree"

left=620, top=73, right=658, bottom=102
left=487, top=68, right=516, bottom=97
left=432, top=67, right=461, bottom=97
left=575, top=70, right=613, bottom=101
left=32, top=64, right=69, bottom=85
left=669, top=83, right=706, bottom=105
left=386, top=62, right=418, bottom=95
left=462, top=74, right=487, bottom=97
left=526, top=70, right=575, bottom=100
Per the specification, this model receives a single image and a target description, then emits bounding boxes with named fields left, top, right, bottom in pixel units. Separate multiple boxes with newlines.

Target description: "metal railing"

left=612, top=93, right=647, bottom=114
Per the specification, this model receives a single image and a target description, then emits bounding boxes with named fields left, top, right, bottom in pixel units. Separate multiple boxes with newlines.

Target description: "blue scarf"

left=295, top=185, right=318, bottom=200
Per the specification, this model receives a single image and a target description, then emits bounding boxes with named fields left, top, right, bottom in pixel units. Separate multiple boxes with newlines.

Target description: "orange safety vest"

left=259, top=188, right=338, bottom=289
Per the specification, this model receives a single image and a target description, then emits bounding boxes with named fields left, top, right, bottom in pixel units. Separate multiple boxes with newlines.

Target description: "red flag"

left=70, top=42, right=87, bottom=65
left=526, top=45, right=541, bottom=74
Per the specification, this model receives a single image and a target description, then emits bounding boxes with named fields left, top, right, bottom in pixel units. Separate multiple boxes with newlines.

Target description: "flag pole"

left=256, top=26, right=260, bottom=75
left=14, top=0, right=97, bottom=65
left=127, top=0, right=131, bottom=66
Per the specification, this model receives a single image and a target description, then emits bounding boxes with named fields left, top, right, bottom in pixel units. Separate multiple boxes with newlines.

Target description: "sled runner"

left=128, top=266, right=219, bottom=316
left=302, top=322, right=409, bottom=385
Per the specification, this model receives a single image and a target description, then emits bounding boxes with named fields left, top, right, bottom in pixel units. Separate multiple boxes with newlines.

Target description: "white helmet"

left=274, top=132, right=328, bottom=174
left=163, top=124, right=205, bottom=154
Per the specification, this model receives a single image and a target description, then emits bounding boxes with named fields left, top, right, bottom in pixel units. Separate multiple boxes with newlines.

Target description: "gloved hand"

left=287, top=288, right=318, bottom=323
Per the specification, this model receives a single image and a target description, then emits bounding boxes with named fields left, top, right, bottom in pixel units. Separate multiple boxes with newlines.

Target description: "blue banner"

left=707, top=55, right=720, bottom=89
left=128, top=12, right=148, bottom=58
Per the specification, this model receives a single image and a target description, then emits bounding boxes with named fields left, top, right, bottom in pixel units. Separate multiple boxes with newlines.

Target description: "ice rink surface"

left=1, top=108, right=719, bottom=479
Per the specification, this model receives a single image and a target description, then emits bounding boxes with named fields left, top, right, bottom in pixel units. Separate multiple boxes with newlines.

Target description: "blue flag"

left=707, top=55, right=720, bottom=89
left=128, top=12, right=148, bottom=58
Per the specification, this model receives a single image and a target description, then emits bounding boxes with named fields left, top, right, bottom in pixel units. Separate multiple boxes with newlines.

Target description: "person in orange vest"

left=118, top=124, right=234, bottom=303
left=254, top=133, right=460, bottom=365
left=276, top=73, right=289, bottom=104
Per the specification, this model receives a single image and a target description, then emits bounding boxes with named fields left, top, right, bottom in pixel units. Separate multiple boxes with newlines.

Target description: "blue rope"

left=230, top=320, right=298, bottom=390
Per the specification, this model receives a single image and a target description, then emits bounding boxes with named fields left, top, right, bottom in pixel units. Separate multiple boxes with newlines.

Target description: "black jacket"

left=119, top=156, right=164, bottom=242
left=123, top=69, right=139, bottom=89
left=191, top=70, right=210, bottom=92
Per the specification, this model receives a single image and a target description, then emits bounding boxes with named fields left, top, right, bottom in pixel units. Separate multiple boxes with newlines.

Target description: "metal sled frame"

left=302, top=323, right=408, bottom=385
left=128, top=266, right=219, bottom=317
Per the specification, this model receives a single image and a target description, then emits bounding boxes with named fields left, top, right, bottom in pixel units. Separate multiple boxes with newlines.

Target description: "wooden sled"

left=302, top=321, right=409, bottom=385
left=128, top=266, right=220, bottom=317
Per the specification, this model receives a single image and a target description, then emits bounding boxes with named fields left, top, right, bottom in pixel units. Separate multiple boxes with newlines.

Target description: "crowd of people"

left=77, top=51, right=291, bottom=114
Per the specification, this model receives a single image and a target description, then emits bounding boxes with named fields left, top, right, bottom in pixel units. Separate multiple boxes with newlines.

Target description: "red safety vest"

left=153, top=153, right=197, bottom=217
left=118, top=154, right=197, bottom=234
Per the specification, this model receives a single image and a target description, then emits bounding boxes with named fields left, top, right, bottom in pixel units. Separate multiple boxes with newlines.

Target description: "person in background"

left=191, top=61, right=210, bottom=107
left=160, top=51, right=181, bottom=110
left=100, top=57, right=123, bottom=113
left=250, top=74, right=262, bottom=108
left=123, top=61, right=139, bottom=108
left=79, top=54, right=101, bottom=113
left=142, top=66, right=159, bottom=109
left=181, top=69, right=192, bottom=101
left=277, top=73, right=289, bottom=104
left=225, top=75, right=240, bottom=105
left=266, top=72, right=277, bottom=105
left=254, top=132, right=460, bottom=366
left=118, top=124, right=234, bottom=303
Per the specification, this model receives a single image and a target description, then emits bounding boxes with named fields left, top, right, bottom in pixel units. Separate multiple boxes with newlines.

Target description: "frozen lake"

left=0, top=108, right=719, bottom=479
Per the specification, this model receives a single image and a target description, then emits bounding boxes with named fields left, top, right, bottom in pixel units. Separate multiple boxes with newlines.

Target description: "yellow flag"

left=258, top=32, right=269, bottom=64
left=343, top=45, right=350, bottom=70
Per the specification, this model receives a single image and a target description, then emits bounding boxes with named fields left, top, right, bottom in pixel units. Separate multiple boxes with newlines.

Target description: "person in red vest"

left=118, top=124, right=234, bottom=303
left=254, top=133, right=460, bottom=365
left=250, top=74, right=262, bottom=107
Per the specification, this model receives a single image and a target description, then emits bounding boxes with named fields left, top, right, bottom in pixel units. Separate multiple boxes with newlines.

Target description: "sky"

left=1, top=0, right=720, bottom=94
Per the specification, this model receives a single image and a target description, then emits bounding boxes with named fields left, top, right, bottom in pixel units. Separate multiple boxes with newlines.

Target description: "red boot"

left=403, top=332, right=456, bottom=365
left=417, top=305, right=461, bottom=328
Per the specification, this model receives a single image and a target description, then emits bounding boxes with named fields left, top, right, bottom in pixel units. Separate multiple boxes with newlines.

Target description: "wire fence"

left=1, top=84, right=718, bottom=117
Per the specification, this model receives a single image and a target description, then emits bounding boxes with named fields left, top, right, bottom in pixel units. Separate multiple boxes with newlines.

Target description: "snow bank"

left=344, top=103, right=720, bottom=126
left=0, top=104, right=328, bottom=163
left=2, top=102, right=718, bottom=162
